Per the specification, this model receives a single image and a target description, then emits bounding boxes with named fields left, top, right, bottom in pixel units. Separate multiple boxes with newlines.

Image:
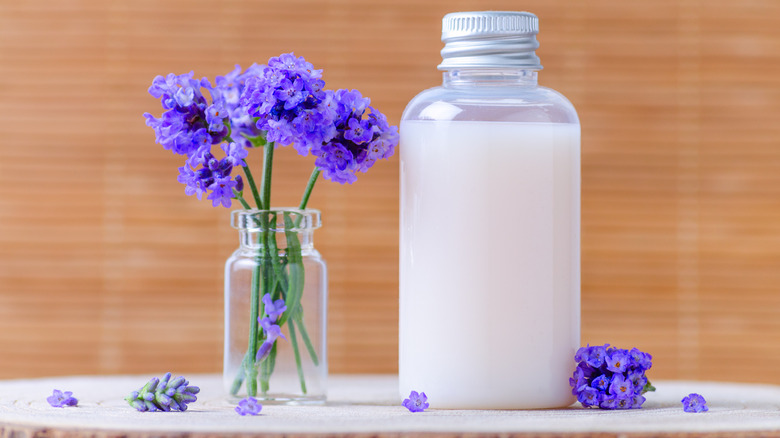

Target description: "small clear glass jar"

left=224, top=209, right=327, bottom=404
left=399, top=11, right=580, bottom=409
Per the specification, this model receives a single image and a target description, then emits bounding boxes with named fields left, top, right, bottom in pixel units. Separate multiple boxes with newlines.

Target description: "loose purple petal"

left=402, top=390, right=429, bottom=412
left=235, top=397, right=263, bottom=416
left=47, top=389, right=78, bottom=408
left=682, top=393, right=708, bottom=413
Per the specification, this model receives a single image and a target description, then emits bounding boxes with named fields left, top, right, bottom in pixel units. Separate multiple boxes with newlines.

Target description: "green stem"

left=261, top=142, right=275, bottom=209
left=233, top=189, right=252, bottom=210
left=230, top=352, right=251, bottom=395
left=278, top=212, right=309, bottom=393
left=266, top=214, right=289, bottom=298
left=298, top=168, right=321, bottom=210
left=295, top=311, right=319, bottom=366
left=287, top=318, right=307, bottom=394
left=277, top=213, right=304, bottom=328
left=242, top=165, right=263, bottom=210
left=245, top=256, right=263, bottom=397
left=260, top=342, right=277, bottom=394
left=258, top=227, right=274, bottom=394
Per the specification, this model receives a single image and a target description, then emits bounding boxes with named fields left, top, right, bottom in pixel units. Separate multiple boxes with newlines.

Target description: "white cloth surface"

left=0, top=374, right=779, bottom=435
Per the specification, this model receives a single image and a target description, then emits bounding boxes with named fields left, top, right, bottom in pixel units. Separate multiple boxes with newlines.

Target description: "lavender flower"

left=591, top=374, right=609, bottom=392
left=240, top=53, right=331, bottom=155
left=629, top=347, right=653, bottom=371
left=570, top=344, right=654, bottom=410
left=256, top=317, right=287, bottom=361
left=47, top=389, right=78, bottom=408
left=605, top=350, right=629, bottom=373
left=312, top=89, right=398, bottom=184
left=148, top=56, right=398, bottom=212
left=177, top=152, right=242, bottom=207
left=222, top=142, right=248, bottom=167
left=577, top=387, right=600, bottom=408
left=682, top=393, right=708, bottom=413
left=238, top=55, right=398, bottom=184
left=145, top=71, right=226, bottom=157
left=262, top=293, right=287, bottom=322
left=569, top=363, right=588, bottom=394
left=146, top=65, right=263, bottom=208
left=574, top=343, right=607, bottom=368
left=205, top=64, right=265, bottom=150
left=235, top=397, right=263, bottom=416
left=402, top=390, right=429, bottom=413
left=125, top=372, right=200, bottom=412
left=608, top=374, right=634, bottom=399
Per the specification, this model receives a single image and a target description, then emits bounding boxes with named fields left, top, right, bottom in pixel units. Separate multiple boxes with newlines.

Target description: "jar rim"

left=231, top=208, right=321, bottom=232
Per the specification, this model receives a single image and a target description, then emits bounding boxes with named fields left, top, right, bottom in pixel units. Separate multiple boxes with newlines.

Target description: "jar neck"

left=442, top=69, right=539, bottom=88
left=232, top=208, right=321, bottom=252
left=238, top=229, right=315, bottom=252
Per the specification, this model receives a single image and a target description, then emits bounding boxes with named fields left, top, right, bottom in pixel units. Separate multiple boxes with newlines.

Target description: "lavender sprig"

left=125, top=372, right=200, bottom=412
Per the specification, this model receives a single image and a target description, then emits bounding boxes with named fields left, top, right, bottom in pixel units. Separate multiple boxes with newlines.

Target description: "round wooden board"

left=1, top=375, right=780, bottom=437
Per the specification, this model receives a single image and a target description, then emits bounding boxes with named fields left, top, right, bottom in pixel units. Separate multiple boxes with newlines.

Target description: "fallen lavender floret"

left=47, top=389, right=78, bottom=408
left=124, top=372, right=200, bottom=412
left=235, top=396, right=262, bottom=416
left=402, top=390, right=429, bottom=413
left=682, top=393, right=708, bottom=413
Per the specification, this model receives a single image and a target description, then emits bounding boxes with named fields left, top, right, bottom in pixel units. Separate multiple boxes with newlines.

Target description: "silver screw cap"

left=438, top=11, right=542, bottom=70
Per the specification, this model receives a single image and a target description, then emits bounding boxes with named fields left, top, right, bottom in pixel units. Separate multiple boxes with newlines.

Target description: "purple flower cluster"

left=312, top=89, right=398, bottom=184
left=570, top=344, right=653, bottom=410
left=240, top=53, right=330, bottom=155
left=47, top=389, right=78, bottom=408
left=682, top=393, right=708, bottom=413
left=239, top=53, right=398, bottom=184
left=125, top=372, right=200, bottom=412
left=144, top=67, right=261, bottom=207
left=256, top=294, right=288, bottom=361
left=176, top=143, right=247, bottom=207
left=145, top=72, right=226, bottom=155
left=146, top=53, right=399, bottom=208
left=235, top=396, right=263, bottom=416
left=205, top=65, right=266, bottom=151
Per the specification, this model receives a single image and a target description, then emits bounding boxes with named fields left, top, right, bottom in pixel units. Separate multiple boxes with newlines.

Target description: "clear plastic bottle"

left=399, top=11, right=580, bottom=409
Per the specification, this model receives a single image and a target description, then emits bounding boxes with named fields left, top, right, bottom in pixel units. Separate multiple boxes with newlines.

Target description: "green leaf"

left=277, top=213, right=304, bottom=327
left=295, top=311, right=319, bottom=366
left=288, top=318, right=308, bottom=394
left=242, top=131, right=268, bottom=147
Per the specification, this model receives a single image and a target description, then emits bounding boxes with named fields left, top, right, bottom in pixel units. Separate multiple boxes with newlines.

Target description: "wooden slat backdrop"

left=0, top=0, right=779, bottom=384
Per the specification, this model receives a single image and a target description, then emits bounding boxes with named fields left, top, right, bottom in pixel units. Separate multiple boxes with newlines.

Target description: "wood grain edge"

left=3, top=426, right=780, bottom=438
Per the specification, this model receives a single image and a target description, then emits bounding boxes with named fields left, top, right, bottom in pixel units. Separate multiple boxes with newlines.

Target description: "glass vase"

left=224, top=208, right=327, bottom=404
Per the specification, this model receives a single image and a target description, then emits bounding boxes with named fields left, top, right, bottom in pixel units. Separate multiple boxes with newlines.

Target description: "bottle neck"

left=231, top=209, right=320, bottom=253
left=238, top=229, right=314, bottom=253
left=442, top=69, right=539, bottom=88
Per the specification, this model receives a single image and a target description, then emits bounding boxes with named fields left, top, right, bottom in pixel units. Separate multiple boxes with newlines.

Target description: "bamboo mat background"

left=0, top=0, right=779, bottom=383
